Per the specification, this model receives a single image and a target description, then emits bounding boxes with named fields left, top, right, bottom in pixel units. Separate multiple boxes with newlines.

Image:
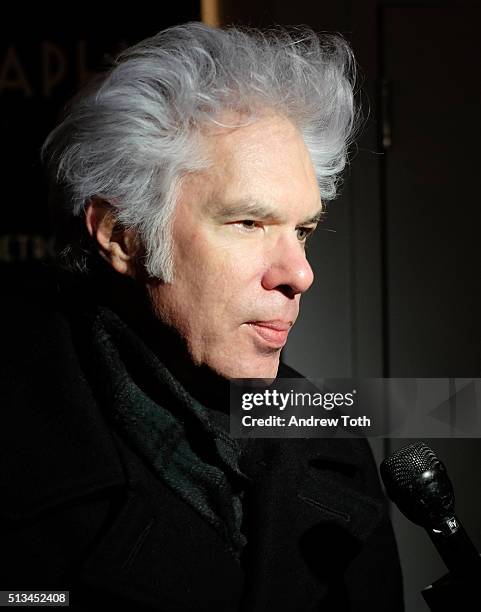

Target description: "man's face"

left=147, top=112, right=322, bottom=379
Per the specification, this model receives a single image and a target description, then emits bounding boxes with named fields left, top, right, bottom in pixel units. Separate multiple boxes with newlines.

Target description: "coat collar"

left=239, top=437, right=387, bottom=611
left=1, top=354, right=126, bottom=521
left=77, top=430, right=244, bottom=611
left=74, top=433, right=386, bottom=612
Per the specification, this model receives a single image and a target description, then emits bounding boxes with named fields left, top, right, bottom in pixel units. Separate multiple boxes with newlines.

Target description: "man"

left=1, top=23, right=403, bottom=610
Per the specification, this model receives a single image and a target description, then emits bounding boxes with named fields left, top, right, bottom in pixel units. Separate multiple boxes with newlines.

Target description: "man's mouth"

left=246, top=320, right=293, bottom=348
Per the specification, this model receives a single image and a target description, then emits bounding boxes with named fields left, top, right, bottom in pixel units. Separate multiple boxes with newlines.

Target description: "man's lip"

left=246, top=320, right=293, bottom=348
left=249, top=320, right=293, bottom=331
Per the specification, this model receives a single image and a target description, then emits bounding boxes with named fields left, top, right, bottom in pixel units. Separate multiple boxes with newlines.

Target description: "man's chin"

left=211, top=354, right=280, bottom=381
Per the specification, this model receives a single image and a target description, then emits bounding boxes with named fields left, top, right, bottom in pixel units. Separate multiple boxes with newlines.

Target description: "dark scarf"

left=79, top=303, right=250, bottom=560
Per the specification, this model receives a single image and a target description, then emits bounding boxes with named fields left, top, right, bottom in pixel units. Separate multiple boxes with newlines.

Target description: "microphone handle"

left=427, top=515, right=481, bottom=573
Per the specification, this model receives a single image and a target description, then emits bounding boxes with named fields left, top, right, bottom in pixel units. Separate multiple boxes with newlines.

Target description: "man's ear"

left=85, top=197, right=139, bottom=277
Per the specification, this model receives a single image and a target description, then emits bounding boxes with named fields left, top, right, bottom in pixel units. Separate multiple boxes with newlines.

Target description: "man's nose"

left=261, top=236, right=314, bottom=297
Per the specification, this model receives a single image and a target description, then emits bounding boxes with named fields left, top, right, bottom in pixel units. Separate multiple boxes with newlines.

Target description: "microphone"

left=380, top=442, right=481, bottom=573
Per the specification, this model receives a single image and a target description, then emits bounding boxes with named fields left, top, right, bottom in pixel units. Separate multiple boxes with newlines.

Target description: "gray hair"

left=43, top=22, right=358, bottom=281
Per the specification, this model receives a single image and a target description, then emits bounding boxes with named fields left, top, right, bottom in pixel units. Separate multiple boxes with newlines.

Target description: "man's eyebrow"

left=212, top=198, right=324, bottom=224
left=301, top=208, right=324, bottom=225
left=212, top=199, right=282, bottom=221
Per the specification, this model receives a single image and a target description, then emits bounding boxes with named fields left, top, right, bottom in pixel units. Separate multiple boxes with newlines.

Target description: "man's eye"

left=296, top=227, right=313, bottom=241
left=238, top=220, right=258, bottom=230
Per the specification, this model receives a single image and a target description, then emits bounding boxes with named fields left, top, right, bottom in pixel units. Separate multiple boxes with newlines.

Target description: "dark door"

left=382, top=4, right=481, bottom=610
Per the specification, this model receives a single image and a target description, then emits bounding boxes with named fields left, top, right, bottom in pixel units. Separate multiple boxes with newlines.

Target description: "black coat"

left=0, top=292, right=403, bottom=611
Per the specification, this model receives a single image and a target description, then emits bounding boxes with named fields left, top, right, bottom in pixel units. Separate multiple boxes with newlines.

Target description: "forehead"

left=196, top=111, right=321, bottom=218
